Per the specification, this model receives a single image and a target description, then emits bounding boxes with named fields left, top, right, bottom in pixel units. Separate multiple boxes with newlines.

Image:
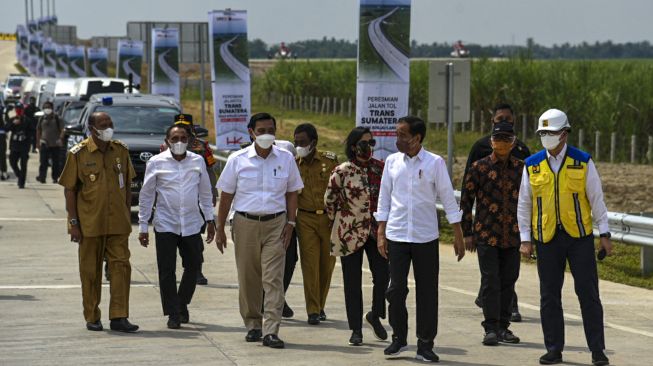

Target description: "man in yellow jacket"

left=517, top=109, right=611, bottom=366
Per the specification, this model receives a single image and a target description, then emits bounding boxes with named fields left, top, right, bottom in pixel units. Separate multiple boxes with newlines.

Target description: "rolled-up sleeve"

left=286, top=157, right=304, bottom=192
left=374, top=159, right=392, bottom=222
left=585, top=160, right=609, bottom=234
left=435, top=158, right=462, bottom=224
left=517, top=166, right=533, bottom=242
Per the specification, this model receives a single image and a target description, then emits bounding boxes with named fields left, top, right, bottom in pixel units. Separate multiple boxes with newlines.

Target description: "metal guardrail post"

left=642, top=247, right=653, bottom=275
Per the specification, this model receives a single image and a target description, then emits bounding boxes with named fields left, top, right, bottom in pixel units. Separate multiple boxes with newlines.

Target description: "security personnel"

left=517, top=109, right=611, bottom=366
left=59, top=111, right=139, bottom=333
left=293, top=123, right=339, bottom=325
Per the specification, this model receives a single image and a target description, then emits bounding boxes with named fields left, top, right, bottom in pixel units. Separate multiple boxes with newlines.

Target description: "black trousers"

left=9, top=150, right=29, bottom=187
left=0, top=136, right=7, bottom=173
left=536, top=230, right=605, bottom=352
left=386, top=239, right=439, bottom=347
left=283, top=229, right=298, bottom=293
left=341, top=237, right=389, bottom=331
left=477, top=244, right=520, bottom=332
left=154, top=231, right=202, bottom=316
left=38, top=144, right=62, bottom=181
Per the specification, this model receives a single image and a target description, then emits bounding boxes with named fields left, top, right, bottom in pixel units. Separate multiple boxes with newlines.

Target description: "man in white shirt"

left=138, top=125, right=215, bottom=329
left=375, top=116, right=465, bottom=362
left=216, top=112, right=303, bottom=349
left=517, top=109, right=611, bottom=366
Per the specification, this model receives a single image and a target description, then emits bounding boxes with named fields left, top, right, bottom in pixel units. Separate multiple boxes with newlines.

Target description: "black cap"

left=174, top=114, right=193, bottom=125
left=491, top=120, right=515, bottom=137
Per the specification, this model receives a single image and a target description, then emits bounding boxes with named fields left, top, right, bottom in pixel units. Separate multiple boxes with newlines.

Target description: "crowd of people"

left=56, top=105, right=612, bottom=366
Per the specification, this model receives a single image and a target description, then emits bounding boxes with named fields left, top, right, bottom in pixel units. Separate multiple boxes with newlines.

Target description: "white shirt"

left=517, top=144, right=610, bottom=242
left=139, top=150, right=214, bottom=236
left=375, top=147, right=462, bottom=243
left=217, top=144, right=303, bottom=214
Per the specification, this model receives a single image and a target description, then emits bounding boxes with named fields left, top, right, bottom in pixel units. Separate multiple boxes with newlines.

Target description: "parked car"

left=2, top=74, right=29, bottom=103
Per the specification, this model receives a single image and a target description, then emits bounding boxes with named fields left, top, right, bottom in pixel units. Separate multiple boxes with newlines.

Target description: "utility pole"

left=30, top=0, right=34, bottom=21
left=24, top=0, right=29, bottom=25
left=40, top=0, right=43, bottom=19
left=46, top=0, right=50, bottom=17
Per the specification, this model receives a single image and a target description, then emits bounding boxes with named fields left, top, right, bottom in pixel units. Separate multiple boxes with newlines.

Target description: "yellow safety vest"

left=525, top=146, right=593, bottom=243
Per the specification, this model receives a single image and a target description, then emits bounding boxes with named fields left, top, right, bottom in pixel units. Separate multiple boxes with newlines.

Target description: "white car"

left=71, top=77, right=140, bottom=98
left=3, top=75, right=28, bottom=102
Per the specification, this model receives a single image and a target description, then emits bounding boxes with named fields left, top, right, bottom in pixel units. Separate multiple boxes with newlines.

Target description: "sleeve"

left=324, top=165, right=344, bottom=221
left=374, top=158, right=392, bottom=222
left=460, top=162, right=478, bottom=236
left=126, top=154, right=136, bottom=183
left=585, top=160, right=610, bottom=234
left=198, top=160, right=215, bottom=221
left=35, top=118, right=42, bottom=135
left=434, top=158, right=462, bottom=224
left=138, top=159, right=157, bottom=233
left=517, top=166, right=533, bottom=242
left=463, top=140, right=482, bottom=179
left=216, top=156, right=237, bottom=194
left=286, top=156, right=304, bottom=192
left=58, top=151, right=79, bottom=190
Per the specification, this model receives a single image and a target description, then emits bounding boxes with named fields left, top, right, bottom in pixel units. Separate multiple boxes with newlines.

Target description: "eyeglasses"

left=357, top=139, right=376, bottom=148
left=537, top=130, right=565, bottom=137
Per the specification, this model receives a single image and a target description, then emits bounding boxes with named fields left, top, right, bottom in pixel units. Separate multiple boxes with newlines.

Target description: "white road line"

left=0, top=218, right=65, bottom=221
left=0, top=284, right=155, bottom=290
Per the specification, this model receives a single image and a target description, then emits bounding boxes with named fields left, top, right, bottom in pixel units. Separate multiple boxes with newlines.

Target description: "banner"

left=16, top=25, right=28, bottom=67
left=67, top=46, right=86, bottom=78
left=36, top=32, right=44, bottom=76
left=116, top=39, right=144, bottom=86
left=55, top=44, right=69, bottom=78
left=151, top=28, right=180, bottom=101
left=208, top=10, right=251, bottom=150
left=42, top=38, right=56, bottom=77
left=27, top=33, right=39, bottom=74
left=87, top=47, right=108, bottom=77
left=27, top=20, right=37, bottom=34
left=356, top=0, right=411, bottom=160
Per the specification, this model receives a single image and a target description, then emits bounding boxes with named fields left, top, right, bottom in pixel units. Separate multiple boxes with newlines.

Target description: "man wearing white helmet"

left=517, top=109, right=611, bottom=366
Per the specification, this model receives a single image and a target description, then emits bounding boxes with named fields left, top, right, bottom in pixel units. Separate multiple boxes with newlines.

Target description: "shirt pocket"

left=239, top=171, right=259, bottom=191
left=529, top=173, right=551, bottom=196
left=80, top=167, right=101, bottom=193
left=566, top=169, right=585, bottom=192
left=271, top=171, right=289, bottom=193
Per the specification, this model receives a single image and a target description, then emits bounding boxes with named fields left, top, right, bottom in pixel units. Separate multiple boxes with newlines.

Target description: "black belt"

left=236, top=211, right=285, bottom=222
left=299, top=208, right=326, bottom=215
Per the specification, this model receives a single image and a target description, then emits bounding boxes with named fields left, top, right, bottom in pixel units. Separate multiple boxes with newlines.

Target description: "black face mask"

left=355, top=144, right=372, bottom=160
left=395, top=136, right=415, bottom=153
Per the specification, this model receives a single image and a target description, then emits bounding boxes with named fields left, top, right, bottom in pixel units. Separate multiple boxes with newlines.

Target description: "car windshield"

left=8, top=79, right=23, bottom=87
left=95, top=106, right=180, bottom=134
left=63, top=106, right=84, bottom=122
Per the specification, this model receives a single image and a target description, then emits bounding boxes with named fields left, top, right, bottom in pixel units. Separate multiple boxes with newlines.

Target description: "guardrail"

left=212, top=148, right=653, bottom=274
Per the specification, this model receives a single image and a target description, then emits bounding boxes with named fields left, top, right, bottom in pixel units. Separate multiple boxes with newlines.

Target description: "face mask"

left=491, top=140, right=513, bottom=156
left=296, top=144, right=313, bottom=158
left=169, top=141, right=188, bottom=155
left=94, top=127, right=114, bottom=142
left=43, top=108, right=53, bottom=115
left=355, top=145, right=373, bottom=160
left=395, top=136, right=415, bottom=154
left=255, top=134, right=275, bottom=149
left=541, top=134, right=562, bottom=151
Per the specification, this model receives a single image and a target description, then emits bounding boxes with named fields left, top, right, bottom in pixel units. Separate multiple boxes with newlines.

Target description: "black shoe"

left=262, top=334, right=285, bottom=348
left=592, top=351, right=609, bottom=366
left=384, top=336, right=408, bottom=357
left=179, top=309, right=189, bottom=324
left=365, top=311, right=388, bottom=340
left=109, top=318, right=139, bottom=333
left=539, top=351, right=563, bottom=365
left=86, top=320, right=103, bottom=331
left=307, top=313, right=320, bottom=325
left=282, top=302, right=294, bottom=318
left=196, top=272, right=208, bottom=285
left=319, top=309, right=327, bottom=321
left=348, top=329, right=363, bottom=346
left=18, top=184, right=24, bottom=189
left=482, top=331, right=498, bottom=346
left=167, top=315, right=181, bottom=329
left=474, top=296, right=483, bottom=308
left=0, top=173, right=6, bottom=181
left=416, top=348, right=439, bottom=363
left=510, top=310, right=522, bottom=322
left=245, top=329, right=262, bottom=342
left=498, top=328, right=520, bottom=344
left=36, top=176, right=45, bottom=184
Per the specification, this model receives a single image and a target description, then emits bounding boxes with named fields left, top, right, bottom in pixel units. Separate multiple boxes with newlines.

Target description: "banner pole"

left=446, top=62, right=454, bottom=180
left=199, top=23, right=206, bottom=127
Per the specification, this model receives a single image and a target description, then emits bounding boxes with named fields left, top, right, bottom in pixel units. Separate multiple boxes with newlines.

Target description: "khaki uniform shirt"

left=59, top=137, right=136, bottom=237
left=296, top=150, right=339, bottom=212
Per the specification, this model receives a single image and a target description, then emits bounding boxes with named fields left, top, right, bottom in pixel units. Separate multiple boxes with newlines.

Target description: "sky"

left=1, top=0, right=652, bottom=47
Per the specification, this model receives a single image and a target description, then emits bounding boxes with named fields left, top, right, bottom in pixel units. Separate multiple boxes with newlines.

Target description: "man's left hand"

left=600, top=237, right=613, bottom=256
left=280, top=223, right=293, bottom=250
left=206, top=221, right=216, bottom=244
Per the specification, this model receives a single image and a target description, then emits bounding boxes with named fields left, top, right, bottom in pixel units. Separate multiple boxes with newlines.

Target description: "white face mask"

left=43, top=108, right=53, bottom=115
left=94, top=127, right=114, bottom=142
left=296, top=145, right=313, bottom=158
left=254, top=134, right=275, bottom=149
left=169, top=141, right=188, bottom=155
left=541, top=134, right=562, bottom=151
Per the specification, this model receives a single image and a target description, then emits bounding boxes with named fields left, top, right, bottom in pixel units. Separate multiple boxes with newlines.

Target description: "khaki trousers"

left=296, top=212, right=335, bottom=315
left=232, top=213, right=286, bottom=336
left=78, top=234, right=131, bottom=322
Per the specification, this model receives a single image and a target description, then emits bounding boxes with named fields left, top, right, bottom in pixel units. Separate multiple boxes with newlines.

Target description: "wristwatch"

left=206, top=219, right=216, bottom=228
left=69, top=218, right=79, bottom=226
left=599, top=232, right=611, bottom=239
left=287, top=220, right=296, bottom=227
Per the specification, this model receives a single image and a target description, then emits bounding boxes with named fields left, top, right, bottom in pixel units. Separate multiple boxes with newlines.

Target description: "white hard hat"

left=537, top=109, right=571, bottom=132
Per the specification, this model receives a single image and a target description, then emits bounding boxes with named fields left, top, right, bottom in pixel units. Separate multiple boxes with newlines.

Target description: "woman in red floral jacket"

left=324, top=127, right=389, bottom=346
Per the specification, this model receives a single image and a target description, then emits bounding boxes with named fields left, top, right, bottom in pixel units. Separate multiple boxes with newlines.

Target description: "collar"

left=298, top=149, right=321, bottom=165
left=546, top=143, right=568, bottom=161
left=403, top=146, right=425, bottom=161
left=162, top=148, right=187, bottom=161
left=86, top=136, right=108, bottom=153
left=247, top=143, right=279, bottom=159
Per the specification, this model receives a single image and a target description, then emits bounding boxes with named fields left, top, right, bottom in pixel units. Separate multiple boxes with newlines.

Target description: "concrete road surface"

left=0, top=41, right=20, bottom=81
left=0, top=153, right=652, bottom=366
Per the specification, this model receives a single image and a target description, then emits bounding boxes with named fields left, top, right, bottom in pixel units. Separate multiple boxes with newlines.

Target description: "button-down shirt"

left=297, top=150, right=339, bottom=211
left=517, top=144, right=610, bottom=241
left=217, top=144, right=303, bottom=214
left=375, top=147, right=462, bottom=243
left=138, top=150, right=214, bottom=236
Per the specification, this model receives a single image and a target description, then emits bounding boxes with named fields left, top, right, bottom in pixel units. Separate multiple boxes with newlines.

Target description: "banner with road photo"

left=87, top=47, right=109, bottom=77
left=55, top=44, right=69, bottom=78
left=116, top=40, right=144, bottom=86
left=356, top=0, right=411, bottom=160
left=27, top=33, right=38, bottom=74
left=151, top=28, right=180, bottom=101
left=67, top=45, right=86, bottom=78
left=16, top=25, right=28, bottom=67
left=208, top=9, right=251, bottom=150
left=35, top=32, right=44, bottom=76
left=42, top=38, right=56, bottom=77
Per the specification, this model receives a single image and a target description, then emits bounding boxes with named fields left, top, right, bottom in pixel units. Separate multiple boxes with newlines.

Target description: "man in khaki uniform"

left=59, top=111, right=139, bottom=333
left=293, top=123, right=339, bottom=325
